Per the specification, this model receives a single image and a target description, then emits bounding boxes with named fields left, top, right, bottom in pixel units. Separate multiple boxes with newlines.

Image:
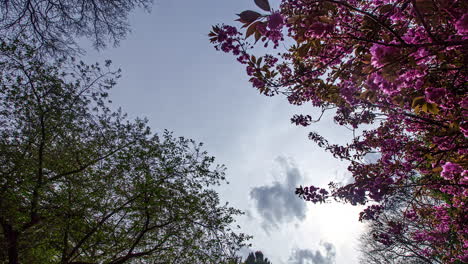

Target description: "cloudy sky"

left=82, top=0, right=367, bottom=263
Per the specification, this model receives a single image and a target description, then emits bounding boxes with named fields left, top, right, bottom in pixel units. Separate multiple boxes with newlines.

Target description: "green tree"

left=0, top=41, right=250, bottom=264
left=245, top=251, right=272, bottom=264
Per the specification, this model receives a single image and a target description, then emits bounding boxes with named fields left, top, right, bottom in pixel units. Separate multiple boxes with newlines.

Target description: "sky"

left=82, top=0, right=367, bottom=263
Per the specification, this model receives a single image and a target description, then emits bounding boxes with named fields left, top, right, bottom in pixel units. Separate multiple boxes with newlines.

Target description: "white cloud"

left=289, top=242, right=336, bottom=264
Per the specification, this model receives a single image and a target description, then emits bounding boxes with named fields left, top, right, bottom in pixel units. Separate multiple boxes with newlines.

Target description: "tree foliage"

left=0, top=0, right=153, bottom=54
left=211, top=0, right=467, bottom=262
left=245, top=251, right=272, bottom=264
left=358, top=188, right=442, bottom=264
left=0, top=41, right=250, bottom=263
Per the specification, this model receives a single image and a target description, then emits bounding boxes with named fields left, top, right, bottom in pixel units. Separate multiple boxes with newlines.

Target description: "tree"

left=210, top=0, right=467, bottom=262
left=0, top=41, right=250, bottom=264
left=0, top=0, right=153, bottom=55
left=358, top=188, right=442, bottom=264
left=245, top=251, right=272, bottom=264
left=359, top=231, right=432, bottom=264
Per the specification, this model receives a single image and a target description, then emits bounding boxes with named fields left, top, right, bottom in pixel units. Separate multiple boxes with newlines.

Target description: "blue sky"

left=82, top=0, right=366, bottom=263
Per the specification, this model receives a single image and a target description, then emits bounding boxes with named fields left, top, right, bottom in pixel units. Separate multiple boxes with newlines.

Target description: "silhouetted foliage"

left=0, top=0, right=153, bottom=55
left=245, top=251, right=272, bottom=264
left=358, top=188, right=441, bottom=264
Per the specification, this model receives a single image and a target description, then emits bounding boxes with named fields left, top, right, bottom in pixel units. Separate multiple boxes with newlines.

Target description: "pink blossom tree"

left=210, top=0, right=467, bottom=262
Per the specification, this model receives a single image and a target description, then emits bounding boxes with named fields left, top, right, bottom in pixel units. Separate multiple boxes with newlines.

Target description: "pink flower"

left=425, top=87, right=446, bottom=104
left=461, top=122, right=468, bottom=137
left=390, top=8, right=404, bottom=23
left=251, top=77, right=265, bottom=88
left=402, top=27, right=427, bottom=44
left=461, top=97, right=468, bottom=109
left=246, top=66, right=256, bottom=76
left=441, top=162, right=463, bottom=180
left=459, top=171, right=468, bottom=185
left=432, top=136, right=456, bottom=151
left=370, top=44, right=400, bottom=68
left=268, top=12, right=284, bottom=30
left=403, top=209, right=418, bottom=221
left=455, top=14, right=468, bottom=35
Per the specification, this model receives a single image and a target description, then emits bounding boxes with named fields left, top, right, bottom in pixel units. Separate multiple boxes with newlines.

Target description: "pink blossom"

left=425, top=87, right=446, bottom=104
left=370, top=44, right=400, bottom=68
left=441, top=162, right=463, bottom=180
left=455, top=14, right=468, bottom=35
left=460, top=123, right=468, bottom=137
left=268, top=12, right=284, bottom=30
left=461, top=97, right=468, bottom=109
left=432, top=136, right=456, bottom=151
left=251, top=77, right=265, bottom=88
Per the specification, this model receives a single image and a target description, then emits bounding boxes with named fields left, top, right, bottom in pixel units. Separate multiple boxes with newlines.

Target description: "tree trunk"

left=2, top=223, right=19, bottom=264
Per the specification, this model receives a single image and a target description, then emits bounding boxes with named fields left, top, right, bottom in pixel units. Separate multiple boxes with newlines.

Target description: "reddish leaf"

left=297, top=44, right=310, bottom=57
left=379, top=4, right=393, bottom=14
left=237, top=10, right=262, bottom=23
left=254, top=0, right=271, bottom=12
left=246, top=21, right=260, bottom=39
left=254, top=31, right=262, bottom=43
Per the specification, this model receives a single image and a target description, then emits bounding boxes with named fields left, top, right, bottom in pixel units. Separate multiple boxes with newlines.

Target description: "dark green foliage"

left=0, top=41, right=250, bottom=263
left=245, top=251, right=272, bottom=264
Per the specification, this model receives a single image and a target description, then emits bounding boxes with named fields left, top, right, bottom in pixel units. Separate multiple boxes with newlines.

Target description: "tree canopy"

left=245, top=251, right=272, bottom=264
left=0, top=41, right=250, bottom=263
left=0, top=0, right=153, bottom=55
left=211, top=0, right=467, bottom=262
